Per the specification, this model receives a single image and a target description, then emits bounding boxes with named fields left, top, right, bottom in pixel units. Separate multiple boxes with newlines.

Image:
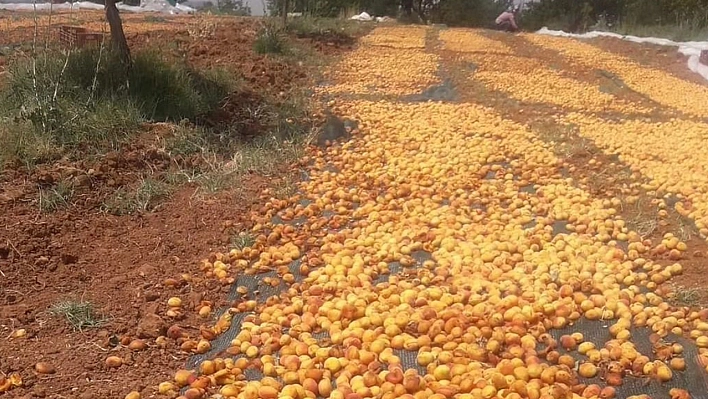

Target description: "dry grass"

left=623, top=196, right=659, bottom=239
left=669, top=288, right=702, bottom=307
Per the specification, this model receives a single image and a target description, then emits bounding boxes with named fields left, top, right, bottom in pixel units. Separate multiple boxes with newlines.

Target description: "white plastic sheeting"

left=0, top=0, right=195, bottom=14
left=350, top=11, right=372, bottom=21
left=349, top=12, right=391, bottom=23
left=536, top=27, right=708, bottom=82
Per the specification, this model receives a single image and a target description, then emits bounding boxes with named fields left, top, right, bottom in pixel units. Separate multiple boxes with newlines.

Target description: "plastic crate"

left=58, top=25, right=104, bottom=49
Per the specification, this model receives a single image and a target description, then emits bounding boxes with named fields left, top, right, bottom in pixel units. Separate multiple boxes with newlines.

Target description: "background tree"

left=105, top=0, right=131, bottom=66
left=522, top=0, right=708, bottom=34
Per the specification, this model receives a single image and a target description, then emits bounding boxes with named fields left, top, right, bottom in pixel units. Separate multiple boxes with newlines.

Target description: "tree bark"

left=282, top=0, right=288, bottom=27
left=105, top=0, right=131, bottom=67
left=412, top=0, right=427, bottom=24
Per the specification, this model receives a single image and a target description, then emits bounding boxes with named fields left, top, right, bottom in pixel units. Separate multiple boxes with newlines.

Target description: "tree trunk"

left=413, top=0, right=427, bottom=24
left=105, top=0, right=131, bottom=67
left=282, top=0, right=288, bottom=27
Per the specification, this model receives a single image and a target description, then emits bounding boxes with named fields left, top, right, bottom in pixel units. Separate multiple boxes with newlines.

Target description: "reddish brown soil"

left=0, top=12, right=357, bottom=399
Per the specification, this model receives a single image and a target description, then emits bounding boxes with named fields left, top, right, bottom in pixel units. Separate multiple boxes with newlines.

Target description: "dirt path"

left=5, top=22, right=708, bottom=399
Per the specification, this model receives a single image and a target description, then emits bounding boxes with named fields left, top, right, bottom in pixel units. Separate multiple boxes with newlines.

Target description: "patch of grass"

left=0, top=47, right=233, bottom=168
left=670, top=288, right=702, bottom=307
left=164, top=168, right=204, bottom=185
left=558, top=136, right=596, bottom=159
left=624, top=197, right=659, bottom=239
left=144, top=15, right=167, bottom=23
left=254, top=24, right=287, bottom=54
left=38, top=181, right=74, bottom=213
left=537, top=127, right=568, bottom=144
left=164, top=124, right=209, bottom=156
left=197, top=168, right=236, bottom=193
left=669, top=210, right=699, bottom=242
left=535, top=123, right=598, bottom=159
left=49, top=300, right=105, bottom=331
left=102, top=178, right=171, bottom=215
left=234, top=134, right=303, bottom=176
left=230, top=232, right=255, bottom=250
left=0, top=120, right=62, bottom=171
left=273, top=177, right=298, bottom=199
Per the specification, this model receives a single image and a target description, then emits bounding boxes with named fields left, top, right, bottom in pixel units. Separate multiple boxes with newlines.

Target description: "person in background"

left=495, top=7, right=520, bottom=32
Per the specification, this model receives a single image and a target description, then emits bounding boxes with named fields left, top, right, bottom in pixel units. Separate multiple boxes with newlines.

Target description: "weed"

left=670, top=211, right=699, bottom=242
left=197, top=169, right=236, bottom=193
left=38, top=182, right=73, bottom=213
left=103, top=178, right=171, bottom=215
left=164, top=124, right=209, bottom=156
left=558, top=136, right=596, bottom=159
left=165, top=168, right=204, bottom=185
left=230, top=232, right=255, bottom=250
left=273, top=177, right=298, bottom=199
left=254, top=24, right=287, bottom=54
left=624, top=197, right=659, bottom=238
left=49, top=300, right=105, bottom=331
left=670, top=288, right=702, bottom=307
left=233, top=135, right=303, bottom=176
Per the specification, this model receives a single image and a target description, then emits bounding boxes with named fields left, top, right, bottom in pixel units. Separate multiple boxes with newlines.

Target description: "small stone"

left=136, top=313, right=167, bottom=339
left=144, top=291, right=160, bottom=302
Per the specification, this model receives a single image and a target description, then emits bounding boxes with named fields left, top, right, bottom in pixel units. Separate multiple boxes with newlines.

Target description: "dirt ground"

left=0, top=11, right=355, bottom=399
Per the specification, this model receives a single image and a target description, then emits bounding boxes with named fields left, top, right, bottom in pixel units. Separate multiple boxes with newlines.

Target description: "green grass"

left=0, top=120, right=62, bottom=171
left=163, top=124, right=210, bottom=157
left=38, top=182, right=74, bottom=213
left=0, top=48, right=233, bottom=169
left=49, top=300, right=105, bottom=331
left=102, top=178, right=172, bottom=215
left=254, top=24, right=288, bottom=54
left=230, top=232, right=256, bottom=250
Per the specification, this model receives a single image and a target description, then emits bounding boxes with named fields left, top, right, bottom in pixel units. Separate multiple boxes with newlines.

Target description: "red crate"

left=58, top=25, right=104, bottom=49
left=701, top=50, right=708, bottom=66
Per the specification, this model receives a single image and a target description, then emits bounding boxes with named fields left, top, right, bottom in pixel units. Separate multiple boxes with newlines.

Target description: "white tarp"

left=350, top=11, right=372, bottom=21
left=0, top=0, right=195, bottom=14
left=536, top=27, right=708, bottom=82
